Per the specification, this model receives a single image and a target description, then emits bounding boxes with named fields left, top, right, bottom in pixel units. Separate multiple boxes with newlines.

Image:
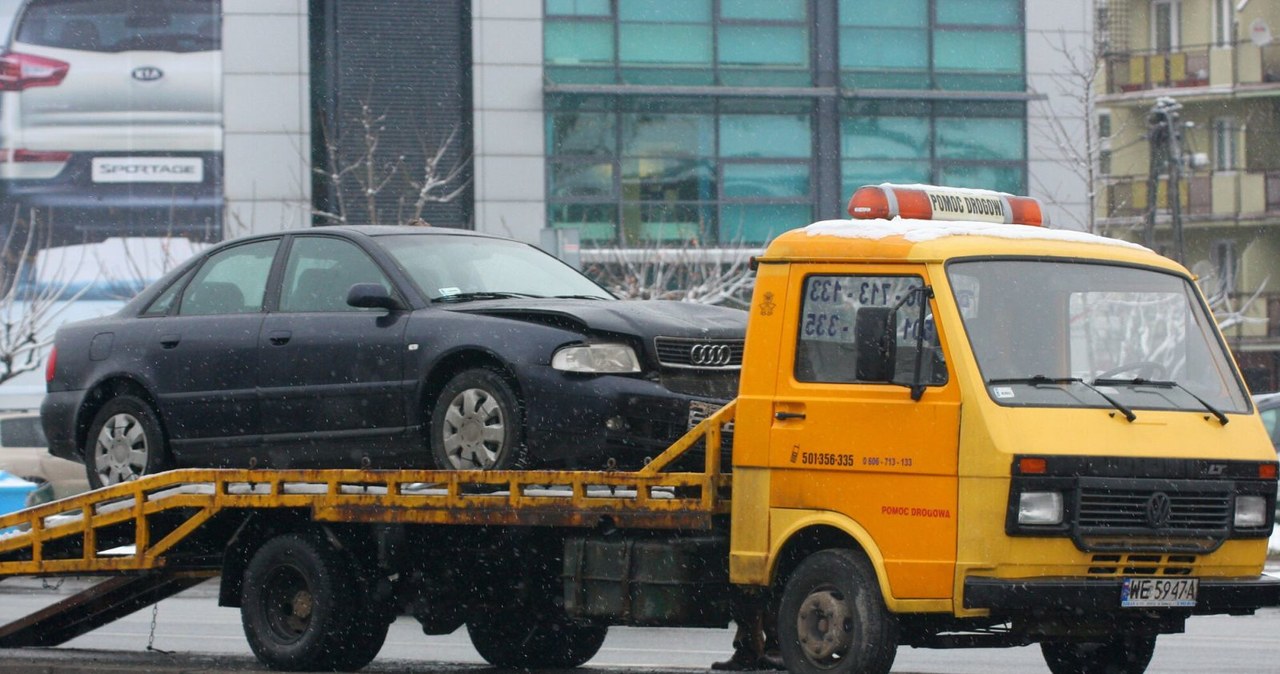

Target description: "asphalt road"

left=2, top=578, right=1280, bottom=673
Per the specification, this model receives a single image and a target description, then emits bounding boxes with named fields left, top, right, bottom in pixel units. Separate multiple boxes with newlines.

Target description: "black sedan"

left=41, top=226, right=747, bottom=487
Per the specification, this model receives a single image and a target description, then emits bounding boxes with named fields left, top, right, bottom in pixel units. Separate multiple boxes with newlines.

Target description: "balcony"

left=1104, top=43, right=1280, bottom=96
left=1104, top=170, right=1280, bottom=220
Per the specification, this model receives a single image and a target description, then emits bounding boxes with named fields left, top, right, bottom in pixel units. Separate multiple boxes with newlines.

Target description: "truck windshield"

left=946, top=259, right=1250, bottom=415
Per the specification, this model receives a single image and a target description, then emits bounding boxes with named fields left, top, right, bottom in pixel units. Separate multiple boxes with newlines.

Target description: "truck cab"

left=730, top=183, right=1279, bottom=673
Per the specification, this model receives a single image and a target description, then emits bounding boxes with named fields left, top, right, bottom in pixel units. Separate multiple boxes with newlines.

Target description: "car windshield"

left=15, top=0, right=220, bottom=53
left=946, top=259, right=1250, bottom=415
left=378, top=234, right=613, bottom=302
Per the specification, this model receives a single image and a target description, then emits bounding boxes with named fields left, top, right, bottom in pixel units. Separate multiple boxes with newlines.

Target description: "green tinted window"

left=936, top=0, right=1020, bottom=26
left=721, top=0, right=806, bottom=20
left=548, top=111, right=615, bottom=156
left=545, top=20, right=613, bottom=65
left=723, top=163, right=810, bottom=198
left=621, top=113, right=714, bottom=157
left=842, top=116, right=930, bottom=159
left=549, top=161, right=615, bottom=199
left=719, top=25, right=807, bottom=68
left=619, top=23, right=711, bottom=65
left=720, top=204, right=812, bottom=244
left=938, top=164, right=1024, bottom=194
left=936, top=117, right=1024, bottom=160
left=842, top=160, right=930, bottom=200
left=840, top=28, right=928, bottom=69
left=839, top=0, right=926, bottom=26
left=934, top=30, right=1023, bottom=72
left=547, top=0, right=611, bottom=16
left=721, top=114, right=811, bottom=158
left=619, top=0, right=710, bottom=22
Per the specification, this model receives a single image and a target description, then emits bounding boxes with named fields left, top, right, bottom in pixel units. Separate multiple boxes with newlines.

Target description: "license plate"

left=688, top=400, right=734, bottom=432
left=92, top=157, right=204, bottom=183
left=1120, top=577, right=1197, bottom=608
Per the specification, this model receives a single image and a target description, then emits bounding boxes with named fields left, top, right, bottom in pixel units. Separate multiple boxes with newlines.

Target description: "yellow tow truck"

left=0, top=183, right=1275, bottom=674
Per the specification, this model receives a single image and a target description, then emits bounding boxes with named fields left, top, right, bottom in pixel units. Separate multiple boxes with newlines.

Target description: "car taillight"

left=0, top=149, right=71, bottom=163
left=0, top=51, right=69, bottom=91
left=45, top=345, right=56, bottom=383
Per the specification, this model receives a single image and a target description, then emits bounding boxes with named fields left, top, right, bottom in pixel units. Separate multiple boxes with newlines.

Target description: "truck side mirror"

left=854, top=307, right=896, bottom=381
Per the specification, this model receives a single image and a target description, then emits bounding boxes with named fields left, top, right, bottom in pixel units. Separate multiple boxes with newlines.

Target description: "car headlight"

left=552, top=344, right=641, bottom=373
left=1017, top=491, right=1064, bottom=526
left=1235, top=495, right=1267, bottom=528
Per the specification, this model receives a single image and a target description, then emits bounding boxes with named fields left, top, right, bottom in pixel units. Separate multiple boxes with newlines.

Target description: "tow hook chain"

left=40, top=578, right=64, bottom=591
left=146, top=604, right=173, bottom=654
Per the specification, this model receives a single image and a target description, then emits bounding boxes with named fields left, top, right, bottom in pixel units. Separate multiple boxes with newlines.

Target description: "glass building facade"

left=544, top=0, right=1028, bottom=246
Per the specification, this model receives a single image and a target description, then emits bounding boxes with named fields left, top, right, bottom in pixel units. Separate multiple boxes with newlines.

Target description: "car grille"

left=654, top=337, right=744, bottom=370
left=1076, top=484, right=1232, bottom=532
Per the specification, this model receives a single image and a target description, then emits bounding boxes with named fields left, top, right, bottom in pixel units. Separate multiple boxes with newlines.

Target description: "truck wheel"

left=1041, top=634, right=1157, bottom=674
left=241, top=533, right=387, bottom=671
left=430, top=368, right=529, bottom=470
left=84, top=395, right=168, bottom=489
left=467, top=607, right=606, bottom=669
left=777, top=549, right=898, bottom=674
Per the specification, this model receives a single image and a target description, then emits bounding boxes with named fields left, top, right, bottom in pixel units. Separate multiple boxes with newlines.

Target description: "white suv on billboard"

left=0, top=0, right=221, bottom=243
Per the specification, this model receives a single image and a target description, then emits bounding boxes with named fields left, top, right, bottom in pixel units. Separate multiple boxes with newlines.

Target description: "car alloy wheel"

left=92, top=412, right=150, bottom=485
left=440, top=388, right=507, bottom=469
left=430, top=368, right=528, bottom=471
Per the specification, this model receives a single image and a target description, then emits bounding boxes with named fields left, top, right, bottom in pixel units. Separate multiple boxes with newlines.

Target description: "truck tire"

left=84, top=395, right=169, bottom=489
left=430, top=368, right=529, bottom=470
left=1041, top=634, right=1157, bottom=674
left=777, top=549, right=898, bottom=674
left=467, top=611, right=607, bottom=669
left=240, top=532, right=388, bottom=671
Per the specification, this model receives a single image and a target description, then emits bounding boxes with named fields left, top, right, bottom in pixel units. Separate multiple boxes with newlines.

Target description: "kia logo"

left=689, top=344, right=733, bottom=367
left=132, top=66, right=163, bottom=82
left=1145, top=492, right=1172, bottom=528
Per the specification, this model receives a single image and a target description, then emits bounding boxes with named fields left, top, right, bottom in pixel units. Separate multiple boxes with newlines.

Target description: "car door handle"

left=774, top=411, right=806, bottom=420
left=159, top=334, right=180, bottom=349
left=268, top=330, right=292, bottom=346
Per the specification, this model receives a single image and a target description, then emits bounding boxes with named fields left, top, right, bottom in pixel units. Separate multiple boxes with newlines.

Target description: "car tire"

left=430, top=368, right=528, bottom=470
left=84, top=395, right=168, bottom=489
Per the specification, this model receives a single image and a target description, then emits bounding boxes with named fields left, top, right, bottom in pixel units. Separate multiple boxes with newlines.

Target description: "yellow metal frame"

left=0, top=403, right=737, bottom=577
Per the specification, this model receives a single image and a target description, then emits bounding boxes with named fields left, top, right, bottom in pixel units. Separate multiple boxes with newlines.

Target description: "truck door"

left=769, top=264, right=960, bottom=600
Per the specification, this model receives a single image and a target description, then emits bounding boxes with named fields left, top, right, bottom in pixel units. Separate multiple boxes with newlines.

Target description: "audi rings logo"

left=689, top=343, right=733, bottom=367
left=1145, top=492, right=1172, bottom=528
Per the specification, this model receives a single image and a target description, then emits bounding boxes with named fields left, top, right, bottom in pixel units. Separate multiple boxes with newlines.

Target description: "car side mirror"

left=347, top=283, right=405, bottom=311
left=854, top=307, right=896, bottom=382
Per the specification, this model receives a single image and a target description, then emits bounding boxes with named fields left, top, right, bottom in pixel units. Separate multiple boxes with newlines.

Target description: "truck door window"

left=795, top=274, right=947, bottom=386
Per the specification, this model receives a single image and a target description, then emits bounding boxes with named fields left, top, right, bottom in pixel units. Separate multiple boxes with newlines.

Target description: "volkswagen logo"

left=1145, top=492, right=1172, bottom=528
left=132, top=66, right=164, bottom=82
left=689, top=343, right=732, bottom=367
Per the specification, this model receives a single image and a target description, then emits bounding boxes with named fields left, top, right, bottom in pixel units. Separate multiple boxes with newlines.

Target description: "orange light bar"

left=1018, top=457, right=1048, bottom=474
left=847, top=183, right=1047, bottom=227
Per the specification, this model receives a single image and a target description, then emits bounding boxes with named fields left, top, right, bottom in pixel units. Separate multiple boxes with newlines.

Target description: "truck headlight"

left=1017, top=491, right=1063, bottom=526
left=1234, top=495, right=1267, bottom=528
left=552, top=344, right=641, bottom=373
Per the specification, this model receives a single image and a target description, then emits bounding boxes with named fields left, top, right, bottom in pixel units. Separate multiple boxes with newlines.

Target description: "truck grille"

left=1076, top=484, right=1231, bottom=532
left=654, top=337, right=744, bottom=370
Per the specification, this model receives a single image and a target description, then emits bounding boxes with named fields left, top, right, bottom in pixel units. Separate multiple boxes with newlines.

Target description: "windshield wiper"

left=1093, top=378, right=1229, bottom=426
left=987, top=375, right=1136, bottom=422
left=553, top=294, right=610, bottom=300
left=432, top=291, right=544, bottom=303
